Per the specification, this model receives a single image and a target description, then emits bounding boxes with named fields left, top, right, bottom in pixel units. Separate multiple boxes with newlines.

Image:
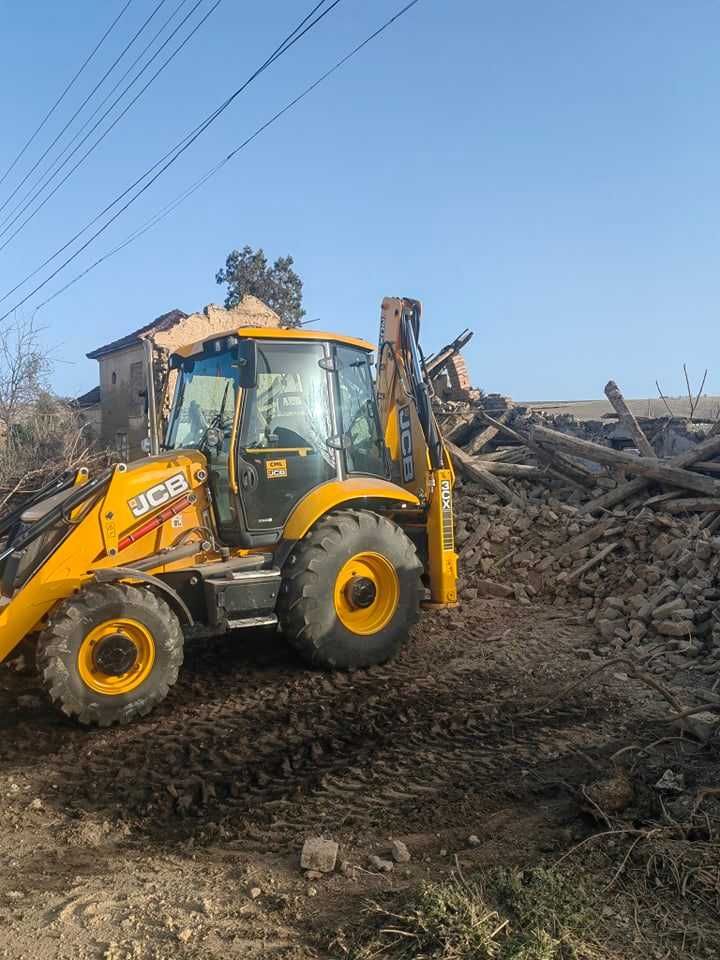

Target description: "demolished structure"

left=429, top=340, right=720, bottom=714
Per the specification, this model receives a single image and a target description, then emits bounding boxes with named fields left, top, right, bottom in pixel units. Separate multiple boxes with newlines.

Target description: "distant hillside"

left=520, top=396, right=720, bottom=421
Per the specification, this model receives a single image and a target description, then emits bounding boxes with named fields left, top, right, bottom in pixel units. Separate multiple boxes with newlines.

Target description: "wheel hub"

left=333, top=552, right=400, bottom=635
left=92, top=633, right=138, bottom=676
left=78, top=618, right=156, bottom=696
left=346, top=576, right=377, bottom=609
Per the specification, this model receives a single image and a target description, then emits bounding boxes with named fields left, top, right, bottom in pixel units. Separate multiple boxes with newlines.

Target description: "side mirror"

left=233, top=340, right=257, bottom=388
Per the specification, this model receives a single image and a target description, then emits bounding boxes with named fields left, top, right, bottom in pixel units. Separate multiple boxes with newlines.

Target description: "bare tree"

left=0, top=315, right=50, bottom=438
left=683, top=363, right=708, bottom=422
left=656, top=364, right=709, bottom=422
left=0, top=316, right=102, bottom=506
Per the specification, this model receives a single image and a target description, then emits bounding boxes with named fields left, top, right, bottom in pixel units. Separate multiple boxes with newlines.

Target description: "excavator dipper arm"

left=375, top=297, right=458, bottom=605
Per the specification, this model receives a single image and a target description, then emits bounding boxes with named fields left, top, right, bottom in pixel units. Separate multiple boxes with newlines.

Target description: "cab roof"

left=175, top=326, right=374, bottom=358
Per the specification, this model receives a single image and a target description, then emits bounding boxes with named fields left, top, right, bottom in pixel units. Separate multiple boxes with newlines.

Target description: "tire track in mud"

left=0, top=607, right=623, bottom=846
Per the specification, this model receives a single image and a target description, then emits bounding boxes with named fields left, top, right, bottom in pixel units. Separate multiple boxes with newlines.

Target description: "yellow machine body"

left=0, top=309, right=457, bottom=724
left=0, top=454, right=418, bottom=662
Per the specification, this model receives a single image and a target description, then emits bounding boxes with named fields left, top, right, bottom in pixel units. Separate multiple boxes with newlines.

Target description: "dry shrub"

left=331, top=865, right=617, bottom=960
left=0, top=394, right=107, bottom=515
left=0, top=317, right=108, bottom=515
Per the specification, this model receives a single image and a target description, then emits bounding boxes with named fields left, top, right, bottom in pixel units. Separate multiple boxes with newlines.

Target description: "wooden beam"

left=477, top=410, right=596, bottom=486
left=580, top=430, right=720, bottom=514
left=649, top=497, right=720, bottom=513
left=552, top=517, right=615, bottom=559
left=446, top=441, right=524, bottom=507
left=564, top=542, right=620, bottom=583
left=604, top=380, right=655, bottom=457
left=476, top=462, right=540, bottom=478
left=465, top=409, right=513, bottom=455
left=690, top=461, right=720, bottom=474
left=531, top=424, right=720, bottom=498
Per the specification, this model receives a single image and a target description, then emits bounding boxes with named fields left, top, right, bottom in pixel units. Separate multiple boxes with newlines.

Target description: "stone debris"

left=675, top=709, right=720, bottom=743
left=582, top=771, right=634, bottom=815
left=389, top=839, right=411, bottom=863
left=440, top=375, right=720, bottom=689
left=654, top=769, right=685, bottom=792
left=368, top=855, right=394, bottom=873
left=300, top=837, right=338, bottom=874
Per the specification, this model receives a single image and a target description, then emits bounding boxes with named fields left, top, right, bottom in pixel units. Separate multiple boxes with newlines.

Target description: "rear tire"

left=37, top=583, right=183, bottom=727
left=278, top=509, right=423, bottom=670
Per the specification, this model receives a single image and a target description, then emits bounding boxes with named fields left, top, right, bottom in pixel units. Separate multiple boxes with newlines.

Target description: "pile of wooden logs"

left=441, top=379, right=720, bottom=529
left=443, top=379, right=720, bottom=700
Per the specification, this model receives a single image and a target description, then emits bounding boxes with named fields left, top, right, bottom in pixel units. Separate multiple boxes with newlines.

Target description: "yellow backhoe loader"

left=0, top=297, right=458, bottom=726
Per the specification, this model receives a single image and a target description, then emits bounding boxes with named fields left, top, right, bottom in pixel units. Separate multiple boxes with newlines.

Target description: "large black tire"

left=278, top=509, right=424, bottom=670
left=37, top=583, right=184, bottom=727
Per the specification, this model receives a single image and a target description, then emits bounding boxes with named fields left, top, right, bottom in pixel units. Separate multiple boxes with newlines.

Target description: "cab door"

left=235, top=340, right=337, bottom=534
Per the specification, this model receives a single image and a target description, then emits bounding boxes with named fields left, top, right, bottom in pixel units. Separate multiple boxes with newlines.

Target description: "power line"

left=0, top=0, right=194, bottom=237
left=33, top=0, right=424, bottom=316
left=0, top=0, right=137, bottom=191
left=0, top=0, right=342, bottom=317
left=0, top=0, right=173, bottom=219
left=0, top=0, right=221, bottom=249
left=0, top=1, right=336, bottom=289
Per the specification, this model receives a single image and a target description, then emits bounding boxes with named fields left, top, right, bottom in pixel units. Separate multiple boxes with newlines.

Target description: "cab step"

left=227, top=615, right=278, bottom=630
left=203, top=568, right=281, bottom=628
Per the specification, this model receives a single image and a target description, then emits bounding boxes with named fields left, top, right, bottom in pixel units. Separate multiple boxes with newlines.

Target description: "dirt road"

left=0, top=600, right=716, bottom=959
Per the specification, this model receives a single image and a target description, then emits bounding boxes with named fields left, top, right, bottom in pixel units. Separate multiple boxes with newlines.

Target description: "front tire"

left=37, top=583, right=183, bottom=726
left=278, top=509, right=424, bottom=670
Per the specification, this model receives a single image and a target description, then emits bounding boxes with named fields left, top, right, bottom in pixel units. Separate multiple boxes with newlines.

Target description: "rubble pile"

left=430, top=344, right=720, bottom=681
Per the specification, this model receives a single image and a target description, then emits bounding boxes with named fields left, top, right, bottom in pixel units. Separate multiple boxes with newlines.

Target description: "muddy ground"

left=0, top=600, right=718, bottom=959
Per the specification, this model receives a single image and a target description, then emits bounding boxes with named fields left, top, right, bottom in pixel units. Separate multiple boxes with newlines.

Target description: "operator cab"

left=165, top=329, right=388, bottom=547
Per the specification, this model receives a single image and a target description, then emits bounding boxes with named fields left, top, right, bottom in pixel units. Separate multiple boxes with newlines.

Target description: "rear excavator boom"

left=376, top=297, right=458, bottom=605
left=0, top=301, right=458, bottom=726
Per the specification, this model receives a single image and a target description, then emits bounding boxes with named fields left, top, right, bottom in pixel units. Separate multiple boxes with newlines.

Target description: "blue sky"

left=1, top=1, right=719, bottom=401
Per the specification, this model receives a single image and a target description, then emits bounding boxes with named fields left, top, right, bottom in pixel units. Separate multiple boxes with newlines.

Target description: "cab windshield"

left=165, top=349, right=239, bottom=450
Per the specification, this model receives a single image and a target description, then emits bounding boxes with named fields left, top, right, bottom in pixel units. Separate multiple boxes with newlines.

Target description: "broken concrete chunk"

left=652, top=597, right=685, bottom=619
left=675, top=710, right=720, bottom=743
left=474, top=579, right=513, bottom=599
left=604, top=596, right=625, bottom=611
left=339, top=860, right=356, bottom=879
left=655, top=620, right=693, bottom=638
left=654, top=769, right=685, bottom=792
left=300, top=837, right=338, bottom=874
left=696, top=541, right=712, bottom=561
left=488, top=524, right=510, bottom=543
left=390, top=840, right=411, bottom=863
left=603, top=607, right=625, bottom=622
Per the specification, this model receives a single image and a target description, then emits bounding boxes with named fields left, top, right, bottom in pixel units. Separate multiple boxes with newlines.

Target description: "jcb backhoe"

left=0, top=298, right=458, bottom=726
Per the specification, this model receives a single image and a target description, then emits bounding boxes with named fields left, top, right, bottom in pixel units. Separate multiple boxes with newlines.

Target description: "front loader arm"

left=376, top=297, right=458, bottom=605
left=0, top=452, right=211, bottom=663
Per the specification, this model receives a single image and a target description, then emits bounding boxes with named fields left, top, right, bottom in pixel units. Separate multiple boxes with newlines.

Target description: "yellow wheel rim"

left=334, top=551, right=399, bottom=635
left=77, top=618, right=156, bottom=696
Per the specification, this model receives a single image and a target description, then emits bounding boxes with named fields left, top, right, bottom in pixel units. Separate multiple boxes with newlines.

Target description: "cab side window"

left=336, top=346, right=386, bottom=477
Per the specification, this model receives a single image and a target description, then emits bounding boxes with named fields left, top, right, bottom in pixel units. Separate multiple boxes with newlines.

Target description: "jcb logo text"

left=128, top=472, right=189, bottom=518
left=399, top=406, right=415, bottom=483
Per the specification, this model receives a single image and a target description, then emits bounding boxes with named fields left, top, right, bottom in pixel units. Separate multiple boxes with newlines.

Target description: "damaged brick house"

left=84, top=297, right=281, bottom=460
